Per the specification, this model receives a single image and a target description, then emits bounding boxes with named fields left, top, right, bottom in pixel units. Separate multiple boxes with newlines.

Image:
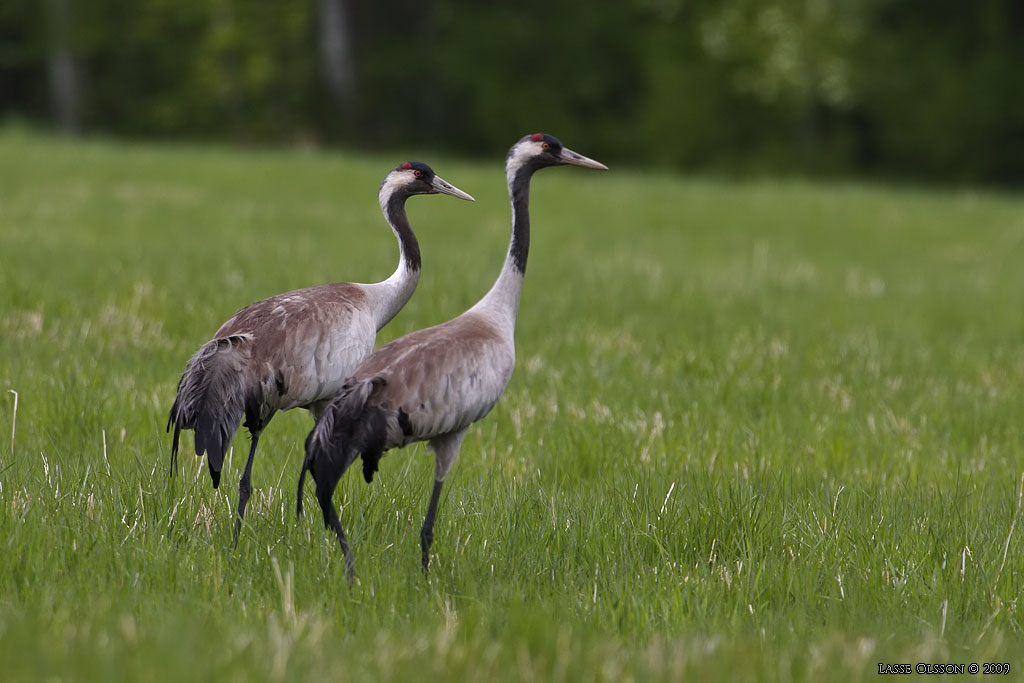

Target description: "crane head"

left=381, top=161, right=475, bottom=202
left=506, top=133, right=608, bottom=174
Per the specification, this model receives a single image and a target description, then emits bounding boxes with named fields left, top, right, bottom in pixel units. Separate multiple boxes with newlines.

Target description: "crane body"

left=168, top=163, right=474, bottom=544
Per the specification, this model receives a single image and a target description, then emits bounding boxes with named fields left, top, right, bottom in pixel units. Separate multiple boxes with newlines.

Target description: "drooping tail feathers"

left=298, top=376, right=388, bottom=508
left=167, top=334, right=255, bottom=488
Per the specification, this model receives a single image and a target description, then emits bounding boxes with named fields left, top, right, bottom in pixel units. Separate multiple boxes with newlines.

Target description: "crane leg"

left=420, top=479, right=444, bottom=574
left=298, top=404, right=326, bottom=518
left=316, top=472, right=356, bottom=581
left=232, top=434, right=260, bottom=547
left=296, top=458, right=308, bottom=519
left=421, top=429, right=466, bottom=574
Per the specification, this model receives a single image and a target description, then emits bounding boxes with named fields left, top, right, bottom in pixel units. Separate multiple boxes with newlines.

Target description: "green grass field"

left=1, top=129, right=1023, bottom=681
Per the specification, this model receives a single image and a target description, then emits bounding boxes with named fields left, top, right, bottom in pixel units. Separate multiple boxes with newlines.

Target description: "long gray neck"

left=362, top=188, right=421, bottom=331
left=471, top=164, right=533, bottom=332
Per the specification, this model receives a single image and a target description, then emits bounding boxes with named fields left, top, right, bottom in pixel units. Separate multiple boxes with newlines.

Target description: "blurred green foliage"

left=1, top=0, right=1022, bottom=183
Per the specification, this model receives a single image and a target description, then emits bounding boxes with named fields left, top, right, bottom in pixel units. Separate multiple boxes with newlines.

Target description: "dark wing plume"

left=167, top=335, right=254, bottom=487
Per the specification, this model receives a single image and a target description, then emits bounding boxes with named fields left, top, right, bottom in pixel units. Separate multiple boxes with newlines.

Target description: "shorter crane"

left=168, top=162, right=474, bottom=544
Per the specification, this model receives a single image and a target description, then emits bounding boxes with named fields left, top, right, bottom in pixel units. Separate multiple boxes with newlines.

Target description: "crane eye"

left=414, top=170, right=423, bottom=177
left=542, top=143, right=550, bottom=150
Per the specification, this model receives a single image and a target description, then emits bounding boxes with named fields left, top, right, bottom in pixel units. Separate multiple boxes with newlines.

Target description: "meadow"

left=1, top=129, right=1023, bottom=681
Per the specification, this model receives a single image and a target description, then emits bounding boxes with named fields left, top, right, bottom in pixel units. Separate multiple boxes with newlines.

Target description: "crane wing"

left=216, top=283, right=377, bottom=410
left=352, top=313, right=517, bottom=443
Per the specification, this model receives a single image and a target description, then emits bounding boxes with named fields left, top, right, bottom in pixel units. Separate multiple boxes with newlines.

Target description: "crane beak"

left=558, top=147, right=608, bottom=170
left=431, top=175, right=475, bottom=201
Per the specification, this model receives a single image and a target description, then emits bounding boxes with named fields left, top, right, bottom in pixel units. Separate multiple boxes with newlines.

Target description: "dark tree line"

left=1, top=0, right=1022, bottom=183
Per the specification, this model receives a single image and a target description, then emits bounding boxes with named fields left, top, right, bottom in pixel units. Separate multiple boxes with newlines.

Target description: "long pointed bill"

left=559, top=147, right=608, bottom=170
left=431, top=175, right=475, bottom=201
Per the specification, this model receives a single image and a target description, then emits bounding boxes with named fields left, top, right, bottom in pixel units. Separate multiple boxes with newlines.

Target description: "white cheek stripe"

left=505, top=141, right=543, bottom=180
left=378, top=173, right=408, bottom=213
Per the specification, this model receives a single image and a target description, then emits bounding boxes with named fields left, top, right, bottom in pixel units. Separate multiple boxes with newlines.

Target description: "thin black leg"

left=296, top=468, right=306, bottom=519
left=169, top=424, right=180, bottom=479
left=296, top=449, right=313, bottom=519
left=296, top=409, right=322, bottom=519
left=232, top=434, right=259, bottom=547
left=420, top=479, right=444, bottom=574
left=317, top=476, right=356, bottom=581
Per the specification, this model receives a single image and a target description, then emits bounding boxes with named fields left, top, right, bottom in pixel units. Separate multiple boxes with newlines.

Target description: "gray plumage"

left=166, top=162, right=474, bottom=544
left=304, top=314, right=512, bottom=485
left=168, top=284, right=371, bottom=485
left=300, top=134, right=606, bottom=576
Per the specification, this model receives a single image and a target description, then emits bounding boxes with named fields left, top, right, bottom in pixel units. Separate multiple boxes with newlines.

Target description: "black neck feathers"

left=508, top=166, right=534, bottom=274
left=384, top=192, right=421, bottom=273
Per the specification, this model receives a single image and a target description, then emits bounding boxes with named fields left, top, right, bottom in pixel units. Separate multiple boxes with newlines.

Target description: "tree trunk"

left=47, top=0, right=80, bottom=134
left=317, top=0, right=357, bottom=110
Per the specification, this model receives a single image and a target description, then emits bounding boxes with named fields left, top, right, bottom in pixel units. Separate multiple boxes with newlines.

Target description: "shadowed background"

left=2, top=0, right=1023, bottom=183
